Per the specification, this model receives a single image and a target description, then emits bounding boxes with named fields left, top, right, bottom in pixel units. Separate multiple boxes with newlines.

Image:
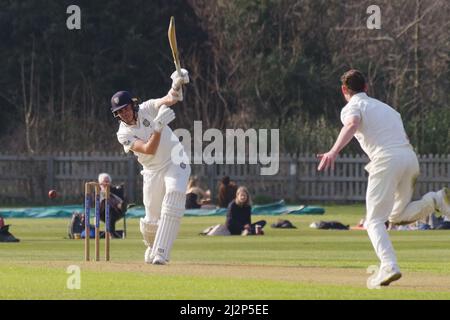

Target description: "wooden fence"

left=0, top=152, right=449, bottom=205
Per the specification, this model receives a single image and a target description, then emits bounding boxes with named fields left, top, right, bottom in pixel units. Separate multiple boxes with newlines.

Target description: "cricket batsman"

left=317, top=69, right=450, bottom=287
left=111, top=69, right=190, bottom=265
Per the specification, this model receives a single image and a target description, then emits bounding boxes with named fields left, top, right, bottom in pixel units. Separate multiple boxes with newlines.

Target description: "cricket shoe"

left=144, top=246, right=153, bottom=264
left=368, top=265, right=402, bottom=288
left=152, top=254, right=167, bottom=265
left=435, top=187, right=450, bottom=216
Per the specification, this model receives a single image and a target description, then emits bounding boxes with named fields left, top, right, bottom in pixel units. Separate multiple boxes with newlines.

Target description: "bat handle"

left=175, top=61, right=182, bottom=77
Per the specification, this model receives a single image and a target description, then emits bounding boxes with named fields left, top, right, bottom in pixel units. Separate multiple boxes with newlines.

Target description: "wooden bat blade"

left=168, top=16, right=181, bottom=74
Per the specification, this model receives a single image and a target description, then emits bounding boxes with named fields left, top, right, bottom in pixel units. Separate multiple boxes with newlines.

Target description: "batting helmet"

left=110, top=91, right=139, bottom=117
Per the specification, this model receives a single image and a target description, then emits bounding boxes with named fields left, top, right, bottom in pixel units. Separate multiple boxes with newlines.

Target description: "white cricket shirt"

left=340, top=93, right=410, bottom=160
left=116, top=99, right=182, bottom=171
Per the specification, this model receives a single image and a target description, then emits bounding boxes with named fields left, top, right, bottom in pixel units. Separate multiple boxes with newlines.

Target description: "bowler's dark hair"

left=341, top=69, right=366, bottom=94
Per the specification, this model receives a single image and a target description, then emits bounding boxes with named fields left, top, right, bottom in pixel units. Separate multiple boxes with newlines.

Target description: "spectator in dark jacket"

left=217, top=176, right=238, bottom=208
left=98, top=173, right=126, bottom=238
left=0, top=216, right=20, bottom=242
left=226, top=186, right=266, bottom=235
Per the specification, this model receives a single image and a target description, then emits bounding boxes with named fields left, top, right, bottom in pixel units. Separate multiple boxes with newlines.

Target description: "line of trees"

left=0, top=0, right=448, bottom=155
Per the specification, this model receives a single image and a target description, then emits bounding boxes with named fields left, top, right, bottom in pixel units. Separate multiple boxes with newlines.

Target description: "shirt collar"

left=348, top=92, right=368, bottom=104
left=343, top=92, right=368, bottom=109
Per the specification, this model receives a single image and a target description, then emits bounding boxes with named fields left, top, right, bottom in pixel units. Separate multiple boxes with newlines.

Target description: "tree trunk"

left=20, top=38, right=37, bottom=155
left=414, top=0, right=423, bottom=150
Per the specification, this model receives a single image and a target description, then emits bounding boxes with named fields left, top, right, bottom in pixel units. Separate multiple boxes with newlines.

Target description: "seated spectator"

left=217, top=176, right=238, bottom=208
left=225, top=186, right=266, bottom=236
left=0, top=216, right=20, bottom=242
left=185, top=176, right=211, bottom=209
left=98, top=173, right=127, bottom=238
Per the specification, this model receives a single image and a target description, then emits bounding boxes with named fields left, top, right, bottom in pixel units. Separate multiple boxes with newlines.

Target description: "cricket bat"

left=168, top=16, right=182, bottom=78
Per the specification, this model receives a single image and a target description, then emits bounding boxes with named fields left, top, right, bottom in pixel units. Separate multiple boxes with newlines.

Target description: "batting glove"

left=170, top=68, right=189, bottom=90
left=153, top=105, right=175, bottom=132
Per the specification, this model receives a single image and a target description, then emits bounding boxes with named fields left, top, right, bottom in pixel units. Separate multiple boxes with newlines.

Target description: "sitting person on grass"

left=0, top=216, right=20, bottom=242
left=226, top=186, right=266, bottom=236
left=98, top=173, right=127, bottom=238
left=185, top=176, right=211, bottom=209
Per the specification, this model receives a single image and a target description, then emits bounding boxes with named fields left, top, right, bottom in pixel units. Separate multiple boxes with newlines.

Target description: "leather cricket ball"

left=48, top=190, right=57, bottom=199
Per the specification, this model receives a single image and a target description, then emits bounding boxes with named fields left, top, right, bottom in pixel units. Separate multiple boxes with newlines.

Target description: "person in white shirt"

left=112, top=69, right=190, bottom=265
left=317, top=69, right=450, bottom=287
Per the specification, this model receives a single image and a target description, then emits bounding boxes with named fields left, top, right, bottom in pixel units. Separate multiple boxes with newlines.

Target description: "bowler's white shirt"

left=116, top=99, right=182, bottom=171
left=340, top=93, right=410, bottom=160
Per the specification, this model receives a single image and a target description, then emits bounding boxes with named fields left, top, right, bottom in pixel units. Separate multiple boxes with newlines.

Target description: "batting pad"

left=151, top=191, right=186, bottom=261
left=140, top=218, right=158, bottom=248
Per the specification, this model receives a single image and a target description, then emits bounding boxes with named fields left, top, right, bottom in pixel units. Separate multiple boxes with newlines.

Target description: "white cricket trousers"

left=364, top=146, right=437, bottom=269
left=141, top=161, right=191, bottom=224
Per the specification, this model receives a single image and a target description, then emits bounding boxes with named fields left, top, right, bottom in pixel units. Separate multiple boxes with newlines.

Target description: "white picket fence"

left=0, top=152, right=449, bottom=205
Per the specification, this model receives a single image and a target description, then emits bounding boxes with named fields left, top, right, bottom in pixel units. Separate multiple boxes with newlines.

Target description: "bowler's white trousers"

left=364, top=146, right=437, bottom=269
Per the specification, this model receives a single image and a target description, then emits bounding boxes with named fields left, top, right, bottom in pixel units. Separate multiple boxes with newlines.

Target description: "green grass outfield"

left=1, top=204, right=450, bottom=300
